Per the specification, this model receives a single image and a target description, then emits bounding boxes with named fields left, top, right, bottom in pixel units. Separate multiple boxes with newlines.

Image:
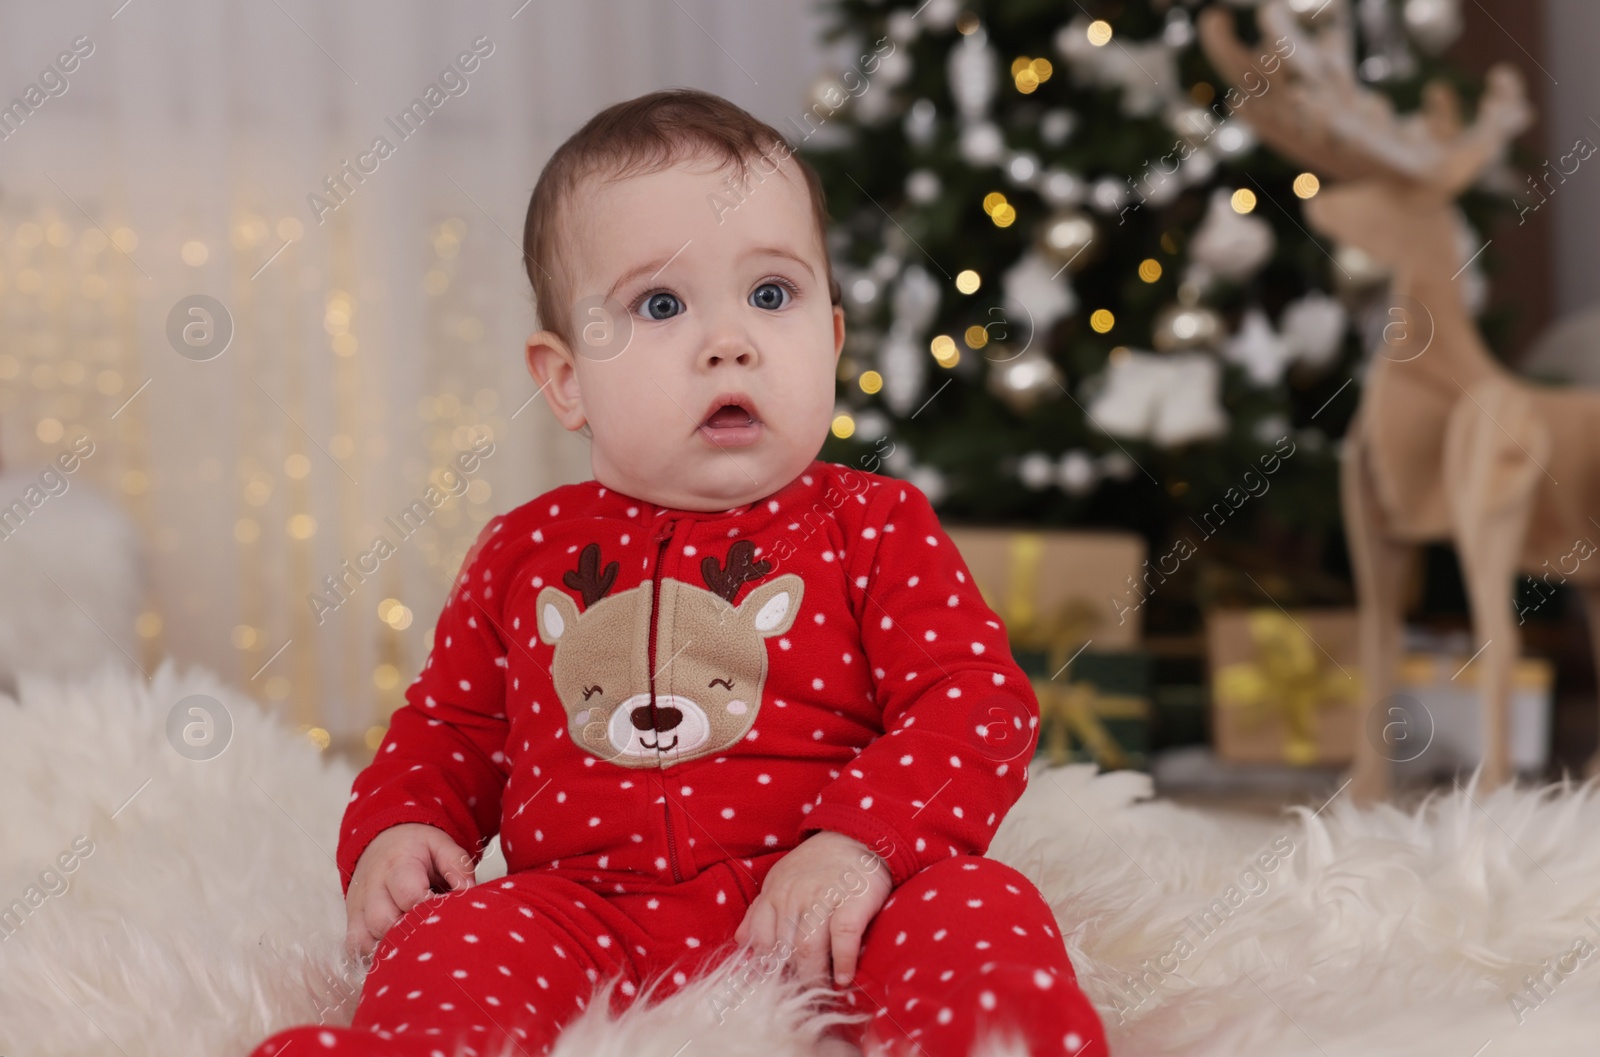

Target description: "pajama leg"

left=833, top=856, right=1107, bottom=1057
left=247, top=872, right=639, bottom=1057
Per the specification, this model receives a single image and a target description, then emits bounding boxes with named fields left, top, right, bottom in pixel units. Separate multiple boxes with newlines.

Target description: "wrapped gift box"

left=945, top=527, right=1152, bottom=771
left=946, top=528, right=1148, bottom=650
left=1030, top=650, right=1153, bottom=771
left=1207, top=608, right=1363, bottom=766
left=1387, top=652, right=1553, bottom=778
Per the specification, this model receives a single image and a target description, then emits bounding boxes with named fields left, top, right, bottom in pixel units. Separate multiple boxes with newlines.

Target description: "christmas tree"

left=805, top=0, right=1501, bottom=612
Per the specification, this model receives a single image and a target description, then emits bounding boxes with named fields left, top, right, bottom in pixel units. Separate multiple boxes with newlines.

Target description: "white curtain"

left=0, top=0, right=839, bottom=751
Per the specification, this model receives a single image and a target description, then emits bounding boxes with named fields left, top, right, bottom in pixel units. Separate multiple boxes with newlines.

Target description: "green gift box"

left=1023, top=650, right=1153, bottom=772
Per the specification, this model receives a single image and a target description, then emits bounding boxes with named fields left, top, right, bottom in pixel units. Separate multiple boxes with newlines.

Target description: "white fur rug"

left=5, top=662, right=1600, bottom=1056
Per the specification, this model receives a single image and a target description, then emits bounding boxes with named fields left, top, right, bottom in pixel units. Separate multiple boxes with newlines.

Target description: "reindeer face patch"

left=536, top=540, right=803, bottom=768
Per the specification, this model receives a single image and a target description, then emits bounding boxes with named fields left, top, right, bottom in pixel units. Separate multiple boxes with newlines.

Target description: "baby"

left=249, top=88, right=1106, bottom=1057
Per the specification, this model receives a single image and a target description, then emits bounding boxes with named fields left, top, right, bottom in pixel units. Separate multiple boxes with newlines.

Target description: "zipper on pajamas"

left=649, top=519, right=685, bottom=884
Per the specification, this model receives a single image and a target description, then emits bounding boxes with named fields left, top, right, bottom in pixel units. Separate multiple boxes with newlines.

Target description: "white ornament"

left=886, top=10, right=920, bottom=44
left=959, top=120, right=1006, bottom=166
left=920, top=0, right=960, bottom=31
left=883, top=439, right=914, bottom=475
left=1280, top=291, right=1349, bottom=369
left=1186, top=188, right=1275, bottom=286
left=1403, top=0, right=1463, bottom=54
left=906, top=169, right=942, bottom=204
left=1040, top=110, right=1077, bottom=146
left=1253, top=414, right=1292, bottom=446
left=1212, top=121, right=1257, bottom=157
left=1052, top=17, right=1178, bottom=116
left=874, top=47, right=912, bottom=90
left=892, top=264, right=941, bottom=334
left=854, top=90, right=895, bottom=126
left=1223, top=307, right=1294, bottom=387
left=1057, top=450, right=1099, bottom=495
left=1180, top=148, right=1217, bottom=186
left=878, top=325, right=927, bottom=417
left=1089, top=176, right=1130, bottom=215
left=1163, top=9, right=1196, bottom=48
left=909, top=464, right=948, bottom=505
left=905, top=99, right=938, bottom=146
left=1085, top=350, right=1229, bottom=447
left=1153, top=355, right=1230, bottom=446
left=845, top=273, right=879, bottom=309
left=1085, top=353, right=1163, bottom=439
left=1019, top=453, right=1056, bottom=490
left=1003, top=250, right=1077, bottom=336
left=1115, top=41, right=1180, bottom=116
left=853, top=410, right=890, bottom=441
left=948, top=28, right=998, bottom=119
left=1040, top=169, right=1086, bottom=207
left=1007, top=151, right=1040, bottom=186
left=1099, top=451, right=1137, bottom=481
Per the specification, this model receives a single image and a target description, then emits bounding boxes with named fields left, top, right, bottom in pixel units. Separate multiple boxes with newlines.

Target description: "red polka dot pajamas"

left=250, top=460, right=1107, bottom=1057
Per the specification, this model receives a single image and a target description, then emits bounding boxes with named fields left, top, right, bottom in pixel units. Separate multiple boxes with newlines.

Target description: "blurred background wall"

left=0, top=0, right=841, bottom=752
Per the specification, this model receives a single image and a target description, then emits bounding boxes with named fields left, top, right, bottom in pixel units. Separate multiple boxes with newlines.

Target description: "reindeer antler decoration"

left=563, top=542, right=618, bottom=607
left=701, top=540, right=772, bottom=603
left=1197, top=2, right=1531, bottom=196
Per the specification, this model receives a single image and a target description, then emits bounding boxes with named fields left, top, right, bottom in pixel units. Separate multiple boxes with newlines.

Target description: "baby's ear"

left=524, top=331, right=586, bottom=433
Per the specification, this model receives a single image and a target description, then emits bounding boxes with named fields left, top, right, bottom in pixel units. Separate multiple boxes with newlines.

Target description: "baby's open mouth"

left=698, top=392, right=762, bottom=432
left=703, top=405, right=756, bottom=428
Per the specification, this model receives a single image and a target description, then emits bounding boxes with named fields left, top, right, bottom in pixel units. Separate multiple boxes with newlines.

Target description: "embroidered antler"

left=701, top=540, right=772, bottom=603
left=563, top=542, right=618, bottom=607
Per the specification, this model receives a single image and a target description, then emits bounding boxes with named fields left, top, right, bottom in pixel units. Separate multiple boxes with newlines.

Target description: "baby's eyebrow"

left=606, top=244, right=693, bottom=301
left=605, top=244, right=816, bottom=300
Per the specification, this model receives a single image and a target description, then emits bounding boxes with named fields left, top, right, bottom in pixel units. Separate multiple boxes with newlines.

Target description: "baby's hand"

left=344, top=823, right=477, bottom=965
left=734, top=830, right=894, bottom=989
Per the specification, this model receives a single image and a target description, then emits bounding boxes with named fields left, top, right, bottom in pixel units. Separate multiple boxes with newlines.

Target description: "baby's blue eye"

left=637, top=292, right=683, bottom=321
left=750, top=282, right=792, bottom=311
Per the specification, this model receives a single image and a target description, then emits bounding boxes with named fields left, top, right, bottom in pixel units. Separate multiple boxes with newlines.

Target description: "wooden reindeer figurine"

left=1201, top=1, right=1600, bottom=803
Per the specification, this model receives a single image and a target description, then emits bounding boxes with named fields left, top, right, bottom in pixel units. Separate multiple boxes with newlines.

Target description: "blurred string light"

left=930, top=334, right=960, bottom=367
left=1138, top=258, right=1163, bottom=283
left=1012, top=56, right=1053, bottom=94
left=1087, top=20, right=1113, bottom=46
left=831, top=413, right=856, bottom=438
left=379, top=598, right=413, bottom=631
left=982, top=191, right=1016, bottom=228
left=1293, top=173, right=1321, bottom=199
left=955, top=269, right=982, bottom=293
left=1231, top=188, right=1258, bottom=213
left=1090, top=309, right=1115, bottom=334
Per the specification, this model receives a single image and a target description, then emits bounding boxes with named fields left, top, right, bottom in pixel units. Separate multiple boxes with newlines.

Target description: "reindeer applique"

left=535, top=540, right=804, bottom=768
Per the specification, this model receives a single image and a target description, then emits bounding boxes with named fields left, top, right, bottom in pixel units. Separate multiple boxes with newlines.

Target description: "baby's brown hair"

left=520, top=88, right=843, bottom=353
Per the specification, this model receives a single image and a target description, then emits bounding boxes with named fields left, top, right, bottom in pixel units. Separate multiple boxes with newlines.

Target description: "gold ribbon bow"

left=1036, top=682, right=1146, bottom=770
left=977, top=532, right=1139, bottom=769
left=1214, top=609, right=1360, bottom=766
left=979, top=532, right=1102, bottom=671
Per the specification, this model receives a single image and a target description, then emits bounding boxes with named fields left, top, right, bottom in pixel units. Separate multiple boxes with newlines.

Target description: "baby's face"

left=529, top=154, right=844, bottom=511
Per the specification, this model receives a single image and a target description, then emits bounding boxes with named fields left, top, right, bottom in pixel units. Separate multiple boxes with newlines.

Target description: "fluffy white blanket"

left=3, top=662, right=1599, bottom=1056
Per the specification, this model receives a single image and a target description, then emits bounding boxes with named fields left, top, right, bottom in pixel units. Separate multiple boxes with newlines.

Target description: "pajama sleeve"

left=797, top=480, right=1039, bottom=889
left=335, top=517, right=513, bottom=898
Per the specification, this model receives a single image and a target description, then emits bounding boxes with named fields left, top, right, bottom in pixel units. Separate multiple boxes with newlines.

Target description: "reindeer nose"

left=631, top=705, right=684, bottom=733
